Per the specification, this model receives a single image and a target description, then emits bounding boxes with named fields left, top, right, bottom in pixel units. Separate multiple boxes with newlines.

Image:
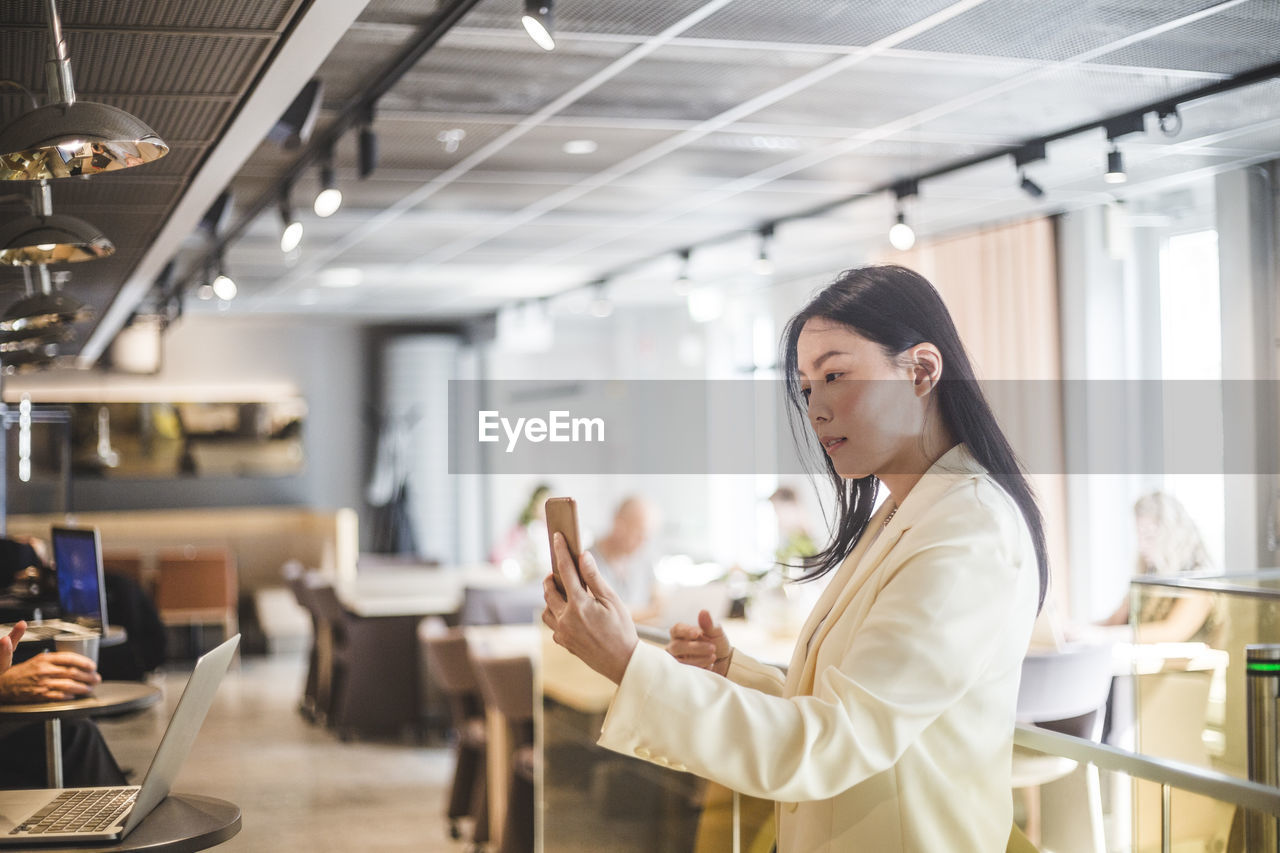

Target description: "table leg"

left=45, top=718, right=62, bottom=788
left=486, top=708, right=511, bottom=848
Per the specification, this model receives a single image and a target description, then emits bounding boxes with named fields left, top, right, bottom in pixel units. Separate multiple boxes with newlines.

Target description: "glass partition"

left=1128, top=571, right=1280, bottom=850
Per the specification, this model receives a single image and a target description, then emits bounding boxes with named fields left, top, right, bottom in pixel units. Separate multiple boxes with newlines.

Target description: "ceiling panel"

left=681, top=0, right=964, bottom=46
left=0, top=0, right=294, bottom=30
left=897, top=0, right=1230, bottom=63
left=744, top=53, right=1027, bottom=128
left=1086, top=3, right=1280, bottom=76
left=558, top=44, right=838, bottom=122
left=915, top=66, right=1218, bottom=137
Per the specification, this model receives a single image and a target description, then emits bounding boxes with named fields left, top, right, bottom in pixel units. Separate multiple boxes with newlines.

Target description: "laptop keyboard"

left=11, top=787, right=136, bottom=835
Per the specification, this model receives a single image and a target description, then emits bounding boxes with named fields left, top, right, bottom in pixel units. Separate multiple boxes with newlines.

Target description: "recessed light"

left=562, top=139, right=598, bottom=155
left=319, top=267, right=363, bottom=288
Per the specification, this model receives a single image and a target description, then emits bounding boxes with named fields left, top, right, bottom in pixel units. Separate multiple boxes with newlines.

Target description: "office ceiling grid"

left=0, top=0, right=1276, bottom=338
left=0, top=0, right=302, bottom=353
left=211, top=0, right=1280, bottom=318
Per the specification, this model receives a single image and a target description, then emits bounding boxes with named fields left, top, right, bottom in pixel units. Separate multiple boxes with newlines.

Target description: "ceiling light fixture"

left=1104, top=143, right=1126, bottom=184
left=0, top=180, right=113, bottom=265
left=562, top=139, right=597, bottom=155
left=0, top=0, right=168, bottom=181
left=313, top=152, right=342, bottom=218
left=888, top=179, right=918, bottom=251
left=673, top=248, right=693, bottom=296
left=0, top=263, right=91, bottom=333
left=754, top=225, right=775, bottom=276
left=358, top=104, right=379, bottom=180
left=1157, top=105, right=1182, bottom=136
left=1013, top=143, right=1047, bottom=200
left=588, top=281, right=612, bottom=318
left=279, top=188, right=303, bottom=253
left=211, top=256, right=237, bottom=302
left=1019, top=172, right=1045, bottom=199
left=522, top=0, right=556, bottom=51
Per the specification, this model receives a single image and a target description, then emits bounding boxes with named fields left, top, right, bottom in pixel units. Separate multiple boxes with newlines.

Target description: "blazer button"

left=635, top=747, right=651, bottom=759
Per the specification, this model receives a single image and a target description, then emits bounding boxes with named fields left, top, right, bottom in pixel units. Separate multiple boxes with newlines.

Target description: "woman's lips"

left=822, top=437, right=846, bottom=453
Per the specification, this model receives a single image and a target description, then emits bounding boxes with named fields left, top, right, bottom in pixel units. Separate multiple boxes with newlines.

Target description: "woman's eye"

left=825, top=372, right=842, bottom=383
left=800, top=387, right=811, bottom=400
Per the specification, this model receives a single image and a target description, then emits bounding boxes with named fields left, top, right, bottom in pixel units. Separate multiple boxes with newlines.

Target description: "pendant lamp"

left=0, top=181, right=114, bottom=265
left=0, top=264, right=91, bottom=333
left=0, top=0, right=168, bottom=181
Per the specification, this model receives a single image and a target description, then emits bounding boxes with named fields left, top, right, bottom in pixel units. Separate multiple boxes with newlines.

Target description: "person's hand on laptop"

left=0, top=636, right=101, bottom=704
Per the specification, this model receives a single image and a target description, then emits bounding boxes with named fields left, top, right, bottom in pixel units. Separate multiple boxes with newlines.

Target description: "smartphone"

left=544, top=496, right=581, bottom=594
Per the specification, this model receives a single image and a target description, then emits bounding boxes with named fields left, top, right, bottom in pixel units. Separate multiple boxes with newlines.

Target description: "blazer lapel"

left=783, top=445, right=986, bottom=697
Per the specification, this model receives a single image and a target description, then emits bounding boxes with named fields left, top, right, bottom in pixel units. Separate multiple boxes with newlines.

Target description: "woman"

left=543, top=265, right=1048, bottom=852
left=1098, top=491, right=1217, bottom=644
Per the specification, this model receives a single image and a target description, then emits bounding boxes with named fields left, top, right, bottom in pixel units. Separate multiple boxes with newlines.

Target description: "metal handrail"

left=1016, top=724, right=1280, bottom=817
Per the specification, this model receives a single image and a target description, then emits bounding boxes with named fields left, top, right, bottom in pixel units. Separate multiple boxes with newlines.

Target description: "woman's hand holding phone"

left=542, top=532, right=638, bottom=685
left=667, top=610, right=732, bottom=676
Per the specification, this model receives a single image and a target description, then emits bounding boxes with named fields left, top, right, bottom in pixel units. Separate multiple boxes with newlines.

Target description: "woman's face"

left=795, top=318, right=926, bottom=480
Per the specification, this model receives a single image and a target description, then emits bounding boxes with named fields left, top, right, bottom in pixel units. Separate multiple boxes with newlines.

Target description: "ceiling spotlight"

left=279, top=189, right=303, bottom=253
left=1019, top=171, right=1045, bottom=199
left=754, top=225, right=774, bottom=276
left=359, top=127, right=378, bottom=180
left=888, top=179, right=918, bottom=252
left=888, top=213, right=916, bottom=251
left=212, top=273, right=237, bottom=301
left=1157, top=105, right=1182, bottom=136
left=0, top=0, right=168, bottom=180
left=522, top=0, right=556, bottom=51
left=562, top=139, right=597, bottom=155
left=1104, top=144, right=1126, bottom=184
left=0, top=181, right=113, bottom=265
left=673, top=248, right=693, bottom=296
left=313, top=155, right=342, bottom=218
left=588, top=282, right=612, bottom=318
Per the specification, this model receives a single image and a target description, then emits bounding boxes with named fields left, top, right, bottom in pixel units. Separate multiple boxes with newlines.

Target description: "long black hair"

left=780, top=264, right=1048, bottom=612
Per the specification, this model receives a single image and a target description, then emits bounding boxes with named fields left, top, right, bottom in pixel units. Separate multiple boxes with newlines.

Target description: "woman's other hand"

left=0, top=651, right=100, bottom=703
left=543, top=533, right=638, bottom=684
left=668, top=610, right=732, bottom=676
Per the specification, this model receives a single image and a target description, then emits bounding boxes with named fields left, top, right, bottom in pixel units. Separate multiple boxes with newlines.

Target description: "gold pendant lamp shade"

left=0, top=102, right=169, bottom=181
left=0, top=289, right=92, bottom=333
left=0, top=0, right=168, bottom=182
left=0, top=211, right=114, bottom=265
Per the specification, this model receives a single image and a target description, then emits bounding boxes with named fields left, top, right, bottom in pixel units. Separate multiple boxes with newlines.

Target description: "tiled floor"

left=95, top=651, right=474, bottom=852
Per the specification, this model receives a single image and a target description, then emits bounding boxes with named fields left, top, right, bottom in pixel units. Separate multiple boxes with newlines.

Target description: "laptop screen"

left=50, top=526, right=107, bottom=633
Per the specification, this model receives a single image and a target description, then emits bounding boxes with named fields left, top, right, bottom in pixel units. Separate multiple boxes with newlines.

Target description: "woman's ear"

left=908, top=343, right=943, bottom=396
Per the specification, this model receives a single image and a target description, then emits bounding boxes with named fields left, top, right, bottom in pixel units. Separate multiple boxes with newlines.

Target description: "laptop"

left=0, top=633, right=240, bottom=844
left=0, top=526, right=107, bottom=640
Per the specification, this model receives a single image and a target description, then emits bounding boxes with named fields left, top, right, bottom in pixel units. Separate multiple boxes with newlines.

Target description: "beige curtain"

left=880, top=217, right=1070, bottom=622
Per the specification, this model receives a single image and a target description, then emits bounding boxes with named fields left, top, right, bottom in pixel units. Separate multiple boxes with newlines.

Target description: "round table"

left=0, top=681, right=161, bottom=787
left=19, top=793, right=241, bottom=853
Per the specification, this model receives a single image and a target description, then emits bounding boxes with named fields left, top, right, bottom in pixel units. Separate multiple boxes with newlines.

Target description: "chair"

left=459, top=584, right=544, bottom=626
left=472, top=654, right=535, bottom=853
left=102, top=550, right=149, bottom=595
left=421, top=625, right=488, bottom=844
left=1013, top=643, right=1114, bottom=852
left=153, top=547, right=238, bottom=657
left=283, top=563, right=323, bottom=722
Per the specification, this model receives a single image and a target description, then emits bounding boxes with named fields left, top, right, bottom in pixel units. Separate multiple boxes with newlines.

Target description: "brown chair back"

left=473, top=655, right=534, bottom=725
left=154, top=548, right=237, bottom=612
left=423, top=629, right=480, bottom=695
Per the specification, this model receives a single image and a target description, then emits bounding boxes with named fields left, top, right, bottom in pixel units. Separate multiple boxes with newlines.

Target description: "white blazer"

left=598, top=444, right=1040, bottom=852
